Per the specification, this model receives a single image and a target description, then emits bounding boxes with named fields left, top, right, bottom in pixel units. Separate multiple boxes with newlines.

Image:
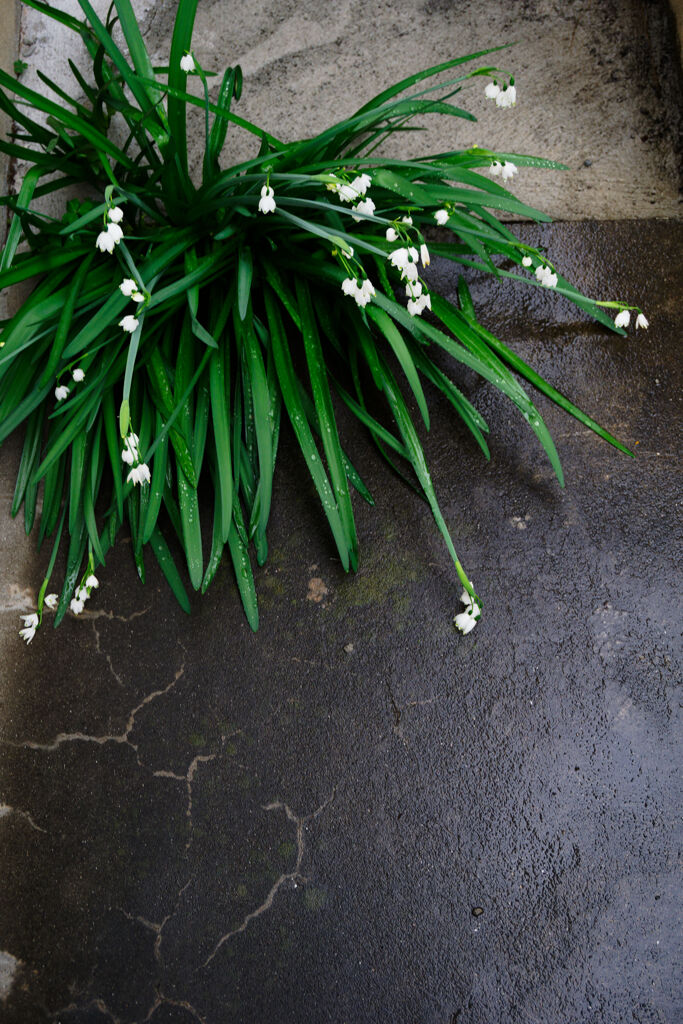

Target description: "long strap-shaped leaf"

left=353, top=46, right=511, bottom=116
left=296, top=278, right=358, bottom=571
left=265, top=288, right=351, bottom=571
left=455, top=279, right=632, bottom=456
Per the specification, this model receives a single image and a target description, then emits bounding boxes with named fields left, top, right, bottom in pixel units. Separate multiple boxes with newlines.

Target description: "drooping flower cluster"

left=119, top=278, right=144, bottom=303
left=535, top=263, right=558, bottom=289
left=453, top=586, right=481, bottom=635
left=121, top=431, right=150, bottom=486
left=95, top=202, right=124, bottom=254
left=352, top=197, right=376, bottom=221
left=389, top=246, right=420, bottom=282
left=54, top=365, right=86, bottom=402
left=329, top=173, right=372, bottom=204
left=614, top=309, right=648, bottom=330
left=328, top=172, right=377, bottom=222
left=118, top=277, right=144, bottom=335
left=405, top=281, right=432, bottom=317
left=341, top=277, right=375, bottom=308
left=484, top=80, right=517, bottom=107
left=18, top=611, right=39, bottom=644
left=70, top=573, right=99, bottom=616
left=490, top=160, right=517, bottom=182
left=386, top=242, right=433, bottom=316
left=18, top=592, right=60, bottom=643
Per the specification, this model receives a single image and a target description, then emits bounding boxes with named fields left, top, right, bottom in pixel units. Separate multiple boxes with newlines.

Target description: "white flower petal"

left=119, top=315, right=139, bottom=333
left=19, top=625, right=37, bottom=644
left=454, top=612, right=477, bottom=635
left=96, top=231, right=115, bottom=253
left=389, top=247, right=409, bottom=269
left=106, top=222, right=123, bottom=244
left=258, top=193, right=276, bottom=214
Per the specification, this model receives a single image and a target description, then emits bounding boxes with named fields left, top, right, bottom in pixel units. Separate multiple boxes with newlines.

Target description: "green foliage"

left=0, top=1, right=630, bottom=629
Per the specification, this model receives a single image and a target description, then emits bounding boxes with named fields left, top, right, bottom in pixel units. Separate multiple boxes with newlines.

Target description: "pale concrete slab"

left=16, top=0, right=681, bottom=221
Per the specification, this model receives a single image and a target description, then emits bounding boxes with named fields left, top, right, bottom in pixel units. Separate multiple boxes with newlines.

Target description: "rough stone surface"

left=0, top=221, right=680, bottom=1022
left=14, top=0, right=683, bottom=220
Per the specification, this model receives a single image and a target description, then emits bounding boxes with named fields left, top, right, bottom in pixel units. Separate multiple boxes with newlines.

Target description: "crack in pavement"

left=154, top=754, right=217, bottom=854
left=119, top=873, right=194, bottom=973
left=84, top=606, right=152, bottom=689
left=2, top=648, right=186, bottom=770
left=50, top=997, right=123, bottom=1023
left=0, top=801, right=46, bottom=833
left=202, top=786, right=337, bottom=969
left=144, top=988, right=208, bottom=1023
left=153, top=731, right=243, bottom=853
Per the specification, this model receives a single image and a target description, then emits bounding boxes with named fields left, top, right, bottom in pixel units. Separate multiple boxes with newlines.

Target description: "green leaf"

left=209, top=344, right=233, bottom=542
left=353, top=46, right=511, bottom=116
left=265, top=288, right=350, bottom=570
left=149, top=526, right=192, bottom=613
left=103, top=390, right=124, bottom=521
left=11, top=405, right=44, bottom=518
left=146, top=348, right=198, bottom=487
left=237, top=245, right=253, bottom=322
left=430, top=293, right=565, bottom=485
left=366, top=305, right=430, bottom=429
left=141, top=416, right=169, bottom=543
left=167, top=0, right=199, bottom=183
left=0, top=166, right=41, bottom=273
left=378, top=352, right=462, bottom=571
left=227, top=507, right=259, bottom=631
left=38, top=253, right=95, bottom=387
left=201, top=481, right=225, bottom=593
left=297, top=279, right=358, bottom=571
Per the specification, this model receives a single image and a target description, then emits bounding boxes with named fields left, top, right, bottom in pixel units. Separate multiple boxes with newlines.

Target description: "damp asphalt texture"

left=0, top=220, right=680, bottom=1023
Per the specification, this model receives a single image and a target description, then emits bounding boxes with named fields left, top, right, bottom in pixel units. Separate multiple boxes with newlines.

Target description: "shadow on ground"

left=0, top=222, right=680, bottom=1023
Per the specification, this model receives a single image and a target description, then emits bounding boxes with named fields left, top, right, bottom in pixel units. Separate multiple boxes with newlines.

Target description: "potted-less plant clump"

left=0, top=0, right=646, bottom=644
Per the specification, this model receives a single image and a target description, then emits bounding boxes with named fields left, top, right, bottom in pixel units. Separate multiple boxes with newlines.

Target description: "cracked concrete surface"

left=203, top=788, right=337, bottom=968
left=0, top=220, right=680, bottom=1023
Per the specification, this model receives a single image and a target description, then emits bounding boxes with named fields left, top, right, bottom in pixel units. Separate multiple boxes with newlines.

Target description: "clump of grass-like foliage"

left=1, top=0, right=638, bottom=638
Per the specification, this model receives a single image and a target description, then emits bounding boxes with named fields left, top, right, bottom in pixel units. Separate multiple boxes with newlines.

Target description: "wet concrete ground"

left=0, top=220, right=680, bottom=1023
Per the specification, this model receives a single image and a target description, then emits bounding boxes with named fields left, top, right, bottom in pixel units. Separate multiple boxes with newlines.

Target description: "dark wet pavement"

left=0, top=221, right=681, bottom=1023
